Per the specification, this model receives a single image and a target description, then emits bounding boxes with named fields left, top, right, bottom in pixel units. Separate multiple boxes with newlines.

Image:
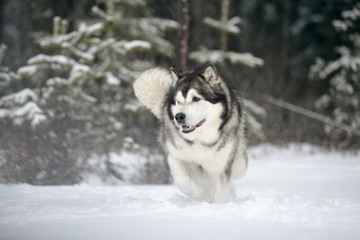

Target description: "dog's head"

left=167, top=64, right=231, bottom=142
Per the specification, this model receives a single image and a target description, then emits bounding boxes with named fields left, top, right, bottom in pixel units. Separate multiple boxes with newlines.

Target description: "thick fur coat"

left=133, top=64, right=247, bottom=203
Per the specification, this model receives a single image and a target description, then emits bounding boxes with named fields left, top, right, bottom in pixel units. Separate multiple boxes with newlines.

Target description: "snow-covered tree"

left=189, top=0, right=265, bottom=139
left=0, top=0, right=178, bottom=184
left=309, top=3, right=360, bottom=143
left=189, top=0, right=264, bottom=67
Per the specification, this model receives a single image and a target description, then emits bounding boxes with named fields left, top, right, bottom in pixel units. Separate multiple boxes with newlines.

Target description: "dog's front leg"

left=168, top=156, right=204, bottom=199
left=212, top=175, right=231, bottom=204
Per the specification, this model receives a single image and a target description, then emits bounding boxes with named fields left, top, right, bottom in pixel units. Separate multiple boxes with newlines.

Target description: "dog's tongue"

left=181, top=119, right=205, bottom=133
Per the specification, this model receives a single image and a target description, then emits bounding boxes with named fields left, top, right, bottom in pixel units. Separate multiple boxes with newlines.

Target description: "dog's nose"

left=175, top=113, right=186, bottom=123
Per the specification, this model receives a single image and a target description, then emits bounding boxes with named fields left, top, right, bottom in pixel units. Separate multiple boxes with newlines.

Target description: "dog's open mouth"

left=181, top=119, right=206, bottom=133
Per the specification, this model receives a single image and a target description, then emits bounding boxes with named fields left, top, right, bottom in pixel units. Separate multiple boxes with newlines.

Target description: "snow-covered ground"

left=0, top=144, right=359, bottom=240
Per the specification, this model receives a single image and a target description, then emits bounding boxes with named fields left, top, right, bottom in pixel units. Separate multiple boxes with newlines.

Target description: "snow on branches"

left=309, top=3, right=360, bottom=138
left=189, top=50, right=264, bottom=68
left=0, top=0, right=179, bottom=184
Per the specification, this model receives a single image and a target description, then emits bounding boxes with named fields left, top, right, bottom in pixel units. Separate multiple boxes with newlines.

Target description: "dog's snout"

left=175, top=113, right=186, bottom=123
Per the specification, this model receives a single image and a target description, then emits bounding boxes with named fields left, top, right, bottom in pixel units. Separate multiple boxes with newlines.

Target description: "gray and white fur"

left=133, top=64, right=247, bottom=203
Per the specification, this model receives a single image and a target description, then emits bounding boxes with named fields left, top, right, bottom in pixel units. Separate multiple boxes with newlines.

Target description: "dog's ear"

left=170, top=67, right=179, bottom=83
left=170, top=67, right=186, bottom=85
left=202, top=64, right=221, bottom=85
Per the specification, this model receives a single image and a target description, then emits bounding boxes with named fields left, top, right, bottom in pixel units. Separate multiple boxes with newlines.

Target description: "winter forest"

left=0, top=0, right=360, bottom=239
left=1, top=0, right=359, bottom=185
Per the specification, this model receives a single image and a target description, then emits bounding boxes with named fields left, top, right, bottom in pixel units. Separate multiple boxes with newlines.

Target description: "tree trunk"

left=220, top=0, right=230, bottom=51
left=181, top=0, right=189, bottom=69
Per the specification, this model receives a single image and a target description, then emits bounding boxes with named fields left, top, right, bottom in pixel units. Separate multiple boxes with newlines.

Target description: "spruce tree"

left=309, top=3, right=360, bottom=144
left=0, top=0, right=178, bottom=184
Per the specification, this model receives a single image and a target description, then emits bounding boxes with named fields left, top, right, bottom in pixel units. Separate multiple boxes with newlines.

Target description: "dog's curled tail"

left=133, top=67, right=172, bottom=119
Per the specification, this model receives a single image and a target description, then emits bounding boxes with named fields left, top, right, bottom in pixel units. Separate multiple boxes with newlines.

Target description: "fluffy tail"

left=133, top=67, right=172, bottom=119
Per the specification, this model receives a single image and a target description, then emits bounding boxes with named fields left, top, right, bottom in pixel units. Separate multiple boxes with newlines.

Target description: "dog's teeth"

left=181, top=124, right=195, bottom=132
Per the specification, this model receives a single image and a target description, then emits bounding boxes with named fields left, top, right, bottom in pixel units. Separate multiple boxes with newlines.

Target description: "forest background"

left=0, top=0, right=359, bottom=185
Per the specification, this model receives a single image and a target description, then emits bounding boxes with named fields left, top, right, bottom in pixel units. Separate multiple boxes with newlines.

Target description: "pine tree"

left=0, top=0, right=178, bottom=184
left=309, top=3, right=360, bottom=144
left=189, top=0, right=266, bottom=139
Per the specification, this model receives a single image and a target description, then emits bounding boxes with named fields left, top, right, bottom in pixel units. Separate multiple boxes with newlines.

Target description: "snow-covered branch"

left=189, top=50, right=264, bottom=68
left=203, top=16, right=241, bottom=35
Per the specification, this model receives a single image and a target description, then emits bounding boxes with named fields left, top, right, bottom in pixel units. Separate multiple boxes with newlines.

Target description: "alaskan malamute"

left=133, top=64, right=247, bottom=203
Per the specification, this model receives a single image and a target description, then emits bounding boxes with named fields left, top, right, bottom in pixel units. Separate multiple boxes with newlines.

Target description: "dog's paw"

left=176, top=181, right=204, bottom=200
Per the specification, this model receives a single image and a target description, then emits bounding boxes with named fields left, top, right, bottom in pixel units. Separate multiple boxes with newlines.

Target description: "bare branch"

left=263, top=95, right=359, bottom=136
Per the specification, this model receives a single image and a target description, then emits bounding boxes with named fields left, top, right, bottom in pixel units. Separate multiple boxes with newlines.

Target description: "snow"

left=243, top=99, right=267, bottom=118
left=0, top=88, right=38, bottom=105
left=0, top=144, right=360, bottom=240
left=28, top=54, right=74, bottom=66
left=0, top=108, right=9, bottom=118
left=203, top=16, right=241, bottom=34
left=83, top=22, right=104, bottom=36
left=342, top=4, right=360, bottom=20
left=17, top=65, right=38, bottom=77
left=123, top=40, right=151, bottom=52
left=69, top=63, right=91, bottom=83
left=39, top=21, right=103, bottom=48
left=120, top=0, right=146, bottom=7
left=105, top=72, right=120, bottom=86
left=68, top=45, right=94, bottom=61
left=46, top=77, right=68, bottom=87
left=39, top=31, right=78, bottom=47
left=82, top=150, right=149, bottom=185
left=0, top=89, right=47, bottom=127
left=11, top=101, right=47, bottom=127
left=227, top=52, right=265, bottom=67
left=0, top=72, right=12, bottom=83
left=189, top=50, right=264, bottom=67
left=124, top=17, right=179, bottom=57
left=319, top=49, right=360, bottom=79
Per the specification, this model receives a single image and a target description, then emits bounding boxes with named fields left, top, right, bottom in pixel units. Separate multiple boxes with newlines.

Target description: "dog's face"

left=168, top=65, right=228, bottom=142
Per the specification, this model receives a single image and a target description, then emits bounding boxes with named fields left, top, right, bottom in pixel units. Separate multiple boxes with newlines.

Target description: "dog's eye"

left=192, top=97, right=201, bottom=102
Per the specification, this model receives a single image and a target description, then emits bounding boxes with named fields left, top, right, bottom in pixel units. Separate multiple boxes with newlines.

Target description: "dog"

left=133, top=64, right=247, bottom=203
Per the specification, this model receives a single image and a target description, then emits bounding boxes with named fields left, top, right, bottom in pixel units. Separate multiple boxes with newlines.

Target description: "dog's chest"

left=166, top=139, right=233, bottom=170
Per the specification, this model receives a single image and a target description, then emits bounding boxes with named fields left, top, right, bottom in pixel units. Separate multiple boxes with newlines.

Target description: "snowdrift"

left=0, top=144, right=359, bottom=240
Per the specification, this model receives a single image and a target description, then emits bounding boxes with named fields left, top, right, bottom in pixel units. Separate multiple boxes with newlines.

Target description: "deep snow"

left=0, top=144, right=359, bottom=240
